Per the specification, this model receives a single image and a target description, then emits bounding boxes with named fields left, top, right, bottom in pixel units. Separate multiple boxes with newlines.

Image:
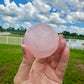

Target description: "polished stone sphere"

left=24, top=23, right=59, bottom=58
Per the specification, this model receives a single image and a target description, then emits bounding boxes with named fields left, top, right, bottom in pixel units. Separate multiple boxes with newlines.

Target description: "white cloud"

left=0, top=0, right=66, bottom=24
left=49, top=25, right=84, bottom=35
left=4, top=0, right=10, bottom=6
left=0, top=0, right=84, bottom=24
left=58, top=25, right=84, bottom=35
left=0, top=0, right=84, bottom=35
left=2, top=16, right=18, bottom=23
left=66, top=11, right=84, bottom=23
left=33, top=0, right=51, bottom=13
left=21, top=22, right=32, bottom=29
left=73, top=12, right=84, bottom=22
left=3, top=23, right=10, bottom=28
left=56, top=25, right=67, bottom=33
left=0, top=1, right=20, bottom=17
left=49, top=24, right=57, bottom=28
left=41, top=0, right=84, bottom=23
left=66, top=15, right=73, bottom=23
left=48, top=13, right=66, bottom=24
left=3, top=23, right=20, bottom=29
left=69, top=26, right=84, bottom=35
left=2, top=22, right=32, bottom=29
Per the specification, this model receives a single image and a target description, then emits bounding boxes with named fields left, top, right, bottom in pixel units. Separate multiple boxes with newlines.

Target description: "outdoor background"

left=0, top=0, right=84, bottom=84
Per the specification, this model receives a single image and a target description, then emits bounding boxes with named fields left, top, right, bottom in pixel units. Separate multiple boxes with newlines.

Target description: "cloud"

left=33, top=0, right=51, bottom=13
left=3, top=23, right=20, bottom=29
left=72, top=12, right=84, bottom=22
left=1, top=0, right=83, bottom=24
left=56, top=25, right=84, bottom=35
left=68, top=26, right=84, bottom=35
left=49, top=24, right=57, bottom=28
left=42, top=0, right=84, bottom=23
left=4, top=0, right=10, bottom=6
left=48, top=13, right=66, bottom=24
left=0, top=0, right=66, bottom=24
left=48, top=24, right=84, bottom=35
left=66, top=15, right=73, bottom=23
left=3, top=23, right=10, bottom=28
left=3, top=22, right=32, bottom=29
left=66, top=11, right=84, bottom=23
left=2, top=16, right=18, bottom=23
left=0, top=0, right=84, bottom=34
left=21, top=22, right=32, bottom=29
left=0, top=2, right=20, bottom=17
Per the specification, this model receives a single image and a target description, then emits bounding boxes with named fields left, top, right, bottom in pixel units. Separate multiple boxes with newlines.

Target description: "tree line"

left=0, top=26, right=27, bottom=36
left=0, top=26, right=84, bottom=37
left=60, top=31, right=84, bottom=38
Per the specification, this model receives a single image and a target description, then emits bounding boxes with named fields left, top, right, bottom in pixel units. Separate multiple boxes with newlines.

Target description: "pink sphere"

left=24, top=23, right=59, bottom=58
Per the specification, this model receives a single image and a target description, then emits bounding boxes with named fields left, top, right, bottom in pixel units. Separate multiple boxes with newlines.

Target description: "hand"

left=14, top=35, right=69, bottom=84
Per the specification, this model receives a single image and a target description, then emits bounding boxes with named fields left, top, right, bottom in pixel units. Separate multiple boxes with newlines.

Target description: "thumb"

left=22, top=44, right=34, bottom=65
left=14, top=45, right=34, bottom=84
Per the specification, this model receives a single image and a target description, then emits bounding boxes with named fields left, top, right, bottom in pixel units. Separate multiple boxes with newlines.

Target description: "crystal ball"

left=24, top=23, right=59, bottom=58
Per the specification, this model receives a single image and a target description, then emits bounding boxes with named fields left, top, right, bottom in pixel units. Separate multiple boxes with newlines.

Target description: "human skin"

left=14, top=35, right=69, bottom=84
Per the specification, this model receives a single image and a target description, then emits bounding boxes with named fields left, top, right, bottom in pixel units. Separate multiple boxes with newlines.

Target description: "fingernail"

left=60, top=34, right=63, bottom=37
left=62, top=38, right=66, bottom=41
left=66, top=46, right=70, bottom=49
left=21, top=45, right=26, bottom=55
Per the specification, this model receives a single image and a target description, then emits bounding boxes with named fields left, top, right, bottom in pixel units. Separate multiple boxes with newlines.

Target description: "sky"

left=0, top=0, right=84, bottom=35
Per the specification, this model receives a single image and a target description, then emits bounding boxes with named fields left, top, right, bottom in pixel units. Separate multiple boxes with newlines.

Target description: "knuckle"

left=14, top=76, right=18, bottom=84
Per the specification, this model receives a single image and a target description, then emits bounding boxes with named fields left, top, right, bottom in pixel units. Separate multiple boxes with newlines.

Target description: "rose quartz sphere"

left=24, top=23, right=59, bottom=58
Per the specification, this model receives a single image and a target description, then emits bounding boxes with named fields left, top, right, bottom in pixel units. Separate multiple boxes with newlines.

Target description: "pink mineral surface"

left=24, top=23, right=59, bottom=58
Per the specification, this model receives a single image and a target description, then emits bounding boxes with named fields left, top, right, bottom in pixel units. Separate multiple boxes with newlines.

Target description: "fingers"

left=56, top=38, right=66, bottom=56
left=55, top=47, right=69, bottom=80
left=51, top=38, right=66, bottom=68
left=58, top=34, right=63, bottom=40
left=22, top=45, right=34, bottom=65
left=14, top=45, right=34, bottom=84
left=52, top=34, right=65, bottom=58
left=46, top=34, right=64, bottom=63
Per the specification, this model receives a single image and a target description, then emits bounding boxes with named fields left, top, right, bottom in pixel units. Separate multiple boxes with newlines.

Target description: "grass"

left=1, top=33, right=22, bottom=37
left=0, top=44, right=84, bottom=84
left=0, top=44, right=22, bottom=84
left=64, top=36, right=84, bottom=40
left=0, top=34, right=23, bottom=45
left=63, top=49, right=84, bottom=84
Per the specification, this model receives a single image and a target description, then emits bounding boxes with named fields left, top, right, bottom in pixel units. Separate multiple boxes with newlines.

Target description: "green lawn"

left=0, top=44, right=84, bottom=84
left=64, top=36, right=84, bottom=40
left=0, top=35, right=24, bottom=45
left=1, top=33, right=22, bottom=37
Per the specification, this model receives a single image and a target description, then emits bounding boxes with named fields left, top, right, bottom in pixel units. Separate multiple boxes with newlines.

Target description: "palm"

left=28, top=58, right=62, bottom=84
left=14, top=35, right=69, bottom=84
left=28, top=50, right=64, bottom=84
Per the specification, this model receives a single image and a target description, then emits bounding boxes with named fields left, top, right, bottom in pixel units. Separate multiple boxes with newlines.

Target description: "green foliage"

left=0, top=26, right=4, bottom=32
left=0, top=44, right=22, bottom=84
left=62, top=31, right=71, bottom=36
left=2, top=33, right=22, bottom=37
left=63, top=49, right=84, bottom=84
left=61, top=31, right=84, bottom=37
left=64, top=36, right=84, bottom=40
left=59, top=31, right=84, bottom=40
left=0, top=44, right=84, bottom=84
left=0, top=26, right=84, bottom=39
left=0, top=26, right=27, bottom=36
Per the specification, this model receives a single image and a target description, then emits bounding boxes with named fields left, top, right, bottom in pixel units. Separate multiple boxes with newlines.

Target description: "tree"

left=70, top=33, right=78, bottom=36
left=0, top=26, right=4, bottom=32
left=62, top=31, right=70, bottom=36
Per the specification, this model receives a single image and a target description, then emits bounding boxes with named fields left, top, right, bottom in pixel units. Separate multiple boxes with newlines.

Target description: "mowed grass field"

left=0, top=34, right=24, bottom=45
left=0, top=44, right=84, bottom=84
left=1, top=33, right=22, bottom=37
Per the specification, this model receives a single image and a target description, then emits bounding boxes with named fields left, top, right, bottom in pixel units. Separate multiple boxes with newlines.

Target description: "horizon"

left=0, top=0, right=84, bottom=35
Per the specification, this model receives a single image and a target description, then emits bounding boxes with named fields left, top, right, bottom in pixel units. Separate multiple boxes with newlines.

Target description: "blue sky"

left=0, top=0, right=84, bottom=35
